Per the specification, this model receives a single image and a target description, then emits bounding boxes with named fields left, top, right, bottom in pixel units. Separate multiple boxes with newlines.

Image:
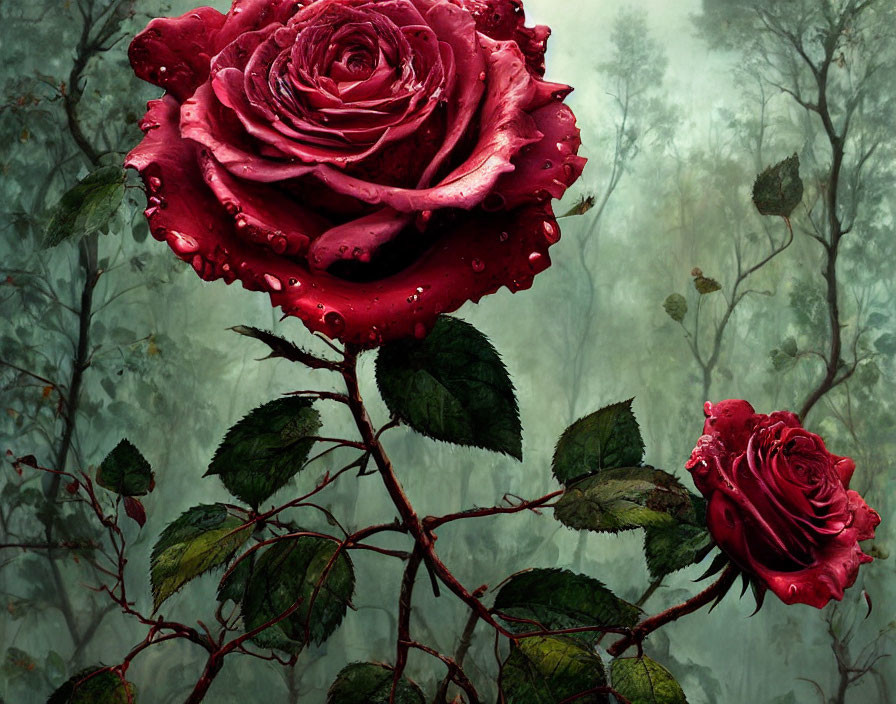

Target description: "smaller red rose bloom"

left=687, top=400, right=880, bottom=608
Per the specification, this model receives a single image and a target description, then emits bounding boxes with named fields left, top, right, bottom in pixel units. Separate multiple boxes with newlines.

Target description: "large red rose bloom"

left=125, top=0, right=586, bottom=344
left=687, top=400, right=880, bottom=608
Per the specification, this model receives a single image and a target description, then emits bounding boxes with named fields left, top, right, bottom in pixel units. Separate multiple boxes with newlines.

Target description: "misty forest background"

left=1, top=0, right=894, bottom=702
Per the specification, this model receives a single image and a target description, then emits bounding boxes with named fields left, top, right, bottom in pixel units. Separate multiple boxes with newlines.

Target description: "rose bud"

left=687, top=400, right=880, bottom=609
left=126, top=0, right=586, bottom=344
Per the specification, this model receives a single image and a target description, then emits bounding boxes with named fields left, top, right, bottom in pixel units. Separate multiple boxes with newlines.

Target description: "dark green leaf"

left=44, top=167, right=126, bottom=248
left=752, top=153, right=803, bottom=218
left=610, top=656, right=687, bottom=704
left=662, top=294, right=687, bottom=323
left=206, top=397, right=322, bottom=509
left=494, top=568, right=640, bottom=645
left=230, top=326, right=311, bottom=362
left=96, top=439, right=154, bottom=497
left=694, top=552, right=730, bottom=582
left=552, top=400, right=644, bottom=485
left=644, top=523, right=712, bottom=580
left=242, top=536, right=354, bottom=653
left=151, top=504, right=251, bottom=611
left=555, top=467, right=694, bottom=533
left=47, top=667, right=136, bottom=704
left=217, top=553, right=255, bottom=604
left=693, top=276, right=722, bottom=295
left=375, top=316, right=521, bottom=459
left=499, top=636, right=608, bottom=704
left=326, top=662, right=425, bottom=704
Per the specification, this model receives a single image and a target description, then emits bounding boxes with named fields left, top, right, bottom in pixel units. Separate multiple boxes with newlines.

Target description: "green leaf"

left=326, top=662, right=425, bottom=704
left=96, top=439, right=154, bottom=497
left=375, top=316, right=521, bottom=459
left=44, top=651, right=67, bottom=688
left=217, top=552, right=255, bottom=604
left=44, top=167, right=126, bottom=248
left=611, top=657, right=687, bottom=704
left=561, top=194, right=596, bottom=218
left=874, top=332, right=896, bottom=356
left=555, top=467, right=694, bottom=533
left=242, top=536, right=354, bottom=653
left=47, top=667, right=137, bottom=704
left=752, top=153, right=803, bottom=218
left=662, top=294, right=687, bottom=323
left=644, top=522, right=712, bottom=580
left=151, top=504, right=251, bottom=611
left=693, top=276, right=722, bottom=295
left=552, top=400, right=644, bottom=485
left=206, top=397, right=322, bottom=509
left=499, top=636, right=608, bottom=704
left=493, top=568, right=640, bottom=645
left=230, top=325, right=310, bottom=362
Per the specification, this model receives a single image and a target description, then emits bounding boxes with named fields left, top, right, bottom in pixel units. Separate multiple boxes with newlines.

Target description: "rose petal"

left=307, top=208, right=414, bottom=270
left=129, top=7, right=226, bottom=101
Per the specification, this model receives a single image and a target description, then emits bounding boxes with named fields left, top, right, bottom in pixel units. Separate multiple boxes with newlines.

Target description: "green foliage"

left=610, top=656, right=687, bottom=704
left=150, top=504, right=251, bottom=611
left=230, top=325, right=311, bottom=361
left=552, top=400, right=644, bottom=484
left=242, top=536, right=354, bottom=653
left=555, top=467, right=694, bottom=533
left=752, top=154, right=803, bottom=218
left=644, top=524, right=712, bottom=581
left=663, top=294, right=687, bottom=322
left=493, top=568, right=640, bottom=644
left=375, top=315, right=522, bottom=459
left=499, top=636, right=608, bottom=703
left=206, top=397, right=322, bottom=509
left=43, top=167, right=126, bottom=248
left=693, top=275, right=722, bottom=295
left=95, top=439, right=154, bottom=496
left=326, top=662, right=425, bottom=704
left=217, top=552, right=255, bottom=604
left=770, top=337, right=799, bottom=371
left=47, top=667, right=136, bottom=704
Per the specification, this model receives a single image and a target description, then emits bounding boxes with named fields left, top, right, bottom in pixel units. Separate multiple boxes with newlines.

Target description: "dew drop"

left=542, top=221, right=559, bottom=243
left=541, top=160, right=553, bottom=170
left=288, top=277, right=300, bottom=287
left=236, top=217, right=248, bottom=229
left=527, top=252, right=544, bottom=270
left=148, top=176, right=162, bottom=191
left=478, top=71, right=487, bottom=81
left=263, top=273, right=282, bottom=291
left=324, top=311, right=345, bottom=331
left=499, top=231, right=509, bottom=242
left=471, top=258, right=485, bottom=273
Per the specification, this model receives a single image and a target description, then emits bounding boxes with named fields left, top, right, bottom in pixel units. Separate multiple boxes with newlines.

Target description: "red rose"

left=687, top=400, right=880, bottom=608
left=125, top=0, right=585, bottom=344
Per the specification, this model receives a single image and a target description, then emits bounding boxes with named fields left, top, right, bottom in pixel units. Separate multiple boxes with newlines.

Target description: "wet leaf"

left=555, top=467, right=694, bottom=533
left=552, top=400, right=644, bottom=485
left=494, top=568, right=640, bottom=644
left=499, top=636, right=608, bottom=704
left=610, top=656, right=687, bottom=704
left=206, top=397, right=322, bottom=509
left=752, top=153, right=803, bottom=218
left=326, top=662, right=425, bottom=704
left=44, top=167, right=126, bottom=248
left=96, top=439, right=154, bottom=497
left=242, top=536, right=354, bottom=654
left=376, top=316, right=521, bottom=459
left=151, top=504, right=251, bottom=611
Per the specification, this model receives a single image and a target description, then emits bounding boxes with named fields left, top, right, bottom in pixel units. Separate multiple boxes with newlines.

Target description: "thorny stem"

left=607, top=565, right=739, bottom=657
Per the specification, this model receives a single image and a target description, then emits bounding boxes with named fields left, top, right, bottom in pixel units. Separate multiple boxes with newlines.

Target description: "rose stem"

left=607, top=564, right=740, bottom=657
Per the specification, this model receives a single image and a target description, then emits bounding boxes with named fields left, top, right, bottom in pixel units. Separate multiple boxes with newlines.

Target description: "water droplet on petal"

left=541, top=160, right=553, bottom=170
left=148, top=176, right=162, bottom=191
left=288, top=277, right=300, bottom=287
left=528, top=252, right=543, bottom=270
left=471, top=258, right=485, bottom=272
left=324, top=311, right=345, bottom=332
left=542, top=221, right=559, bottom=243
left=499, top=231, right=509, bottom=242
left=263, top=273, right=282, bottom=291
